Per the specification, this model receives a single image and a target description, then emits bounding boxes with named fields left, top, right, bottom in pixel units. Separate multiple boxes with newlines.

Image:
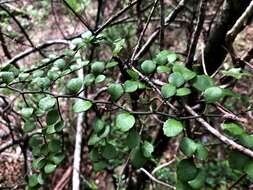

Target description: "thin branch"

left=131, top=0, right=160, bottom=63
left=228, top=173, right=247, bottom=190
left=62, top=0, right=93, bottom=33
left=186, top=0, right=206, bottom=68
left=0, top=4, right=45, bottom=57
left=184, top=104, right=253, bottom=159
left=134, top=0, right=188, bottom=61
left=139, top=168, right=176, bottom=189
left=6, top=40, right=69, bottom=66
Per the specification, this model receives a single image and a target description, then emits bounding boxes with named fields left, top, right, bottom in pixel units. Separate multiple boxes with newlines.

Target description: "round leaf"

left=66, top=77, right=83, bottom=94
left=203, top=87, right=223, bottom=103
left=141, top=60, right=156, bottom=74
left=39, top=96, right=56, bottom=111
left=116, top=113, right=135, bottom=132
left=163, top=119, right=183, bottom=137
left=73, top=99, right=92, bottom=113
left=169, top=72, right=185, bottom=87
left=180, top=137, right=197, bottom=157
left=107, top=83, right=124, bottom=101
left=161, top=84, right=176, bottom=98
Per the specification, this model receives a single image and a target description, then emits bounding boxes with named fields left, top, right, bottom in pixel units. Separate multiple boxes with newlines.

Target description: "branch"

left=184, top=104, right=253, bottom=159
left=134, top=0, right=188, bottom=61
left=62, top=0, right=93, bottom=33
left=139, top=168, right=176, bottom=189
left=6, top=39, right=69, bottom=66
left=72, top=60, right=85, bottom=190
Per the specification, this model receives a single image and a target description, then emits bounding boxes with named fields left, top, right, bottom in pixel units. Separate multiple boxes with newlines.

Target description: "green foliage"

left=163, top=119, right=183, bottom=137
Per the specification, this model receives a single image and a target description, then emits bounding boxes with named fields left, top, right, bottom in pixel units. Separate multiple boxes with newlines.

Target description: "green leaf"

left=116, top=112, right=135, bottom=132
left=229, top=150, right=250, bottom=170
left=47, top=70, right=60, bottom=80
left=163, top=119, right=183, bottom=137
left=21, top=107, right=34, bottom=118
left=91, top=61, right=105, bottom=75
left=93, top=118, right=105, bottom=133
left=221, top=122, right=245, bottom=136
left=222, top=68, right=250, bottom=79
left=203, top=87, right=223, bottom=103
left=155, top=50, right=173, bottom=65
left=195, top=143, right=208, bottom=161
left=107, top=83, right=124, bottom=101
left=161, top=84, right=176, bottom=98
left=53, top=58, right=66, bottom=70
left=29, top=174, right=39, bottom=187
left=141, top=60, right=156, bottom=74
left=0, top=71, right=15, bottom=84
left=239, top=134, right=253, bottom=148
left=167, top=53, right=178, bottom=63
left=95, top=74, right=106, bottom=84
left=33, top=77, right=50, bottom=89
left=55, top=120, right=65, bottom=132
left=102, top=144, right=117, bottom=159
left=88, top=134, right=101, bottom=146
left=127, top=69, right=139, bottom=80
left=71, top=37, right=83, bottom=46
left=130, top=145, right=146, bottom=168
left=188, top=169, right=206, bottom=189
left=244, top=161, right=253, bottom=179
left=46, top=109, right=59, bottom=125
left=124, top=80, right=139, bottom=93
left=46, top=125, right=56, bottom=134
left=113, top=38, right=125, bottom=55
left=37, top=174, right=45, bottom=185
left=177, top=159, right=198, bottom=182
left=180, top=137, right=197, bottom=157
left=66, top=77, right=83, bottom=94
left=49, top=153, right=65, bottom=165
left=169, top=72, right=185, bottom=87
left=73, top=99, right=92, bottom=113
left=126, top=130, right=141, bottom=149
left=193, top=75, right=214, bottom=91
left=176, top=88, right=191, bottom=96
left=81, top=30, right=94, bottom=43
left=44, top=164, right=57, bottom=174
left=23, top=120, right=36, bottom=133
left=39, top=96, right=56, bottom=111
left=142, top=141, right=154, bottom=158
left=106, top=61, right=118, bottom=69
left=32, top=157, right=46, bottom=170
left=173, top=63, right=196, bottom=81
left=84, top=74, right=95, bottom=86
left=48, top=139, right=61, bottom=152
left=93, top=161, right=107, bottom=172
left=157, top=65, right=170, bottom=73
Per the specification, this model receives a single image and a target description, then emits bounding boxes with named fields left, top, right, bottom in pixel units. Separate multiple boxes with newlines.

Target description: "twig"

left=152, top=158, right=175, bottom=174
left=131, top=0, right=159, bottom=63
left=0, top=4, right=45, bottom=57
left=54, top=166, right=72, bottom=190
left=186, top=0, right=206, bottom=68
left=62, top=0, right=93, bottom=33
left=134, top=0, right=188, bottom=61
left=228, top=173, right=247, bottom=190
left=6, top=39, right=69, bottom=66
left=94, top=0, right=138, bottom=35
left=184, top=104, right=253, bottom=158
left=139, top=168, right=176, bottom=189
